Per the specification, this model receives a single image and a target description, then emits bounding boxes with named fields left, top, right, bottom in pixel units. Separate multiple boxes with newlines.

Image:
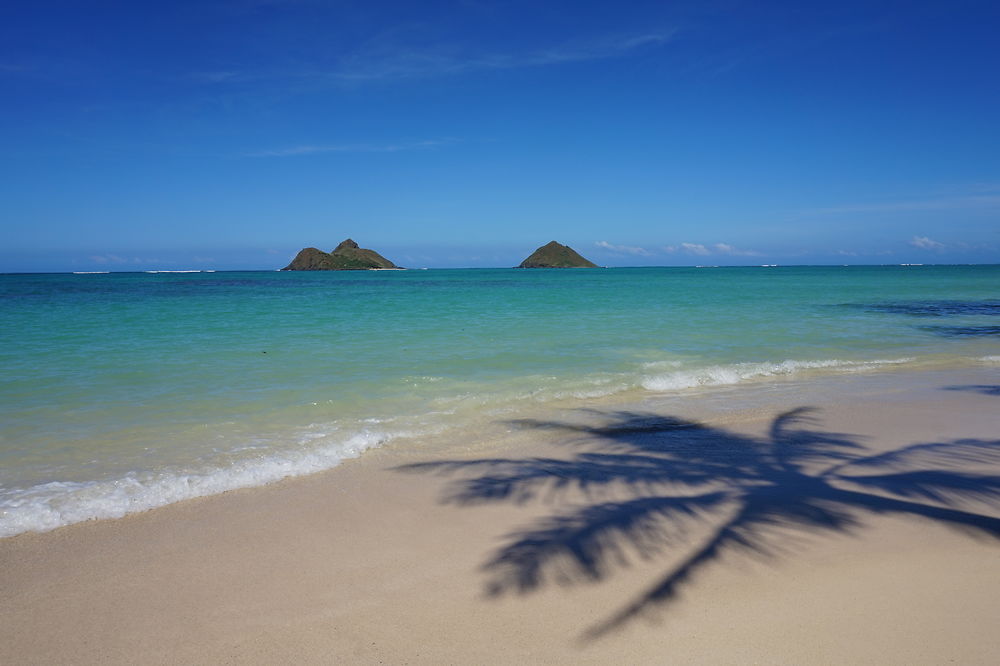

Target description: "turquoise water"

left=2, top=266, right=998, bottom=535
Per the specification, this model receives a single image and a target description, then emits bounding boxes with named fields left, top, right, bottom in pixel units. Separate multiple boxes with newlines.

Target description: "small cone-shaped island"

left=517, top=241, right=598, bottom=268
left=282, top=239, right=399, bottom=270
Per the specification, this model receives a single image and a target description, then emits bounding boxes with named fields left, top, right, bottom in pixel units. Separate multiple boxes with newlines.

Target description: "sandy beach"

left=5, top=0, right=999, bottom=661
left=2, top=367, right=999, bottom=664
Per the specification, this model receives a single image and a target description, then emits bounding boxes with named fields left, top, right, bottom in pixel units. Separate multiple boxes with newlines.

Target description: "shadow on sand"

left=944, top=384, right=1000, bottom=396
left=398, top=406, right=1000, bottom=638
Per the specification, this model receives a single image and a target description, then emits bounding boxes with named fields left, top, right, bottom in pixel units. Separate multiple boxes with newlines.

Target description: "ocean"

left=1, top=265, right=998, bottom=536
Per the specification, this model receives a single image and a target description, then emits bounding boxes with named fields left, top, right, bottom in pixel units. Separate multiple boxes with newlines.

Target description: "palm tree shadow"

left=397, top=407, right=1000, bottom=639
left=944, top=384, right=1000, bottom=396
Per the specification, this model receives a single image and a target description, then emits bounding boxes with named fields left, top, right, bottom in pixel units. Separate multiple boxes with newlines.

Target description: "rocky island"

left=282, top=239, right=400, bottom=270
left=517, top=241, right=598, bottom=268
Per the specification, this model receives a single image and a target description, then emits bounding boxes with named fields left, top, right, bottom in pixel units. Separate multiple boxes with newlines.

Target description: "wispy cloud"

left=90, top=254, right=155, bottom=265
left=594, top=240, right=652, bottom=256
left=329, top=31, right=674, bottom=81
left=190, top=71, right=245, bottom=83
left=248, top=139, right=452, bottom=157
left=664, top=242, right=760, bottom=256
left=0, top=63, right=36, bottom=77
left=805, top=193, right=1000, bottom=215
left=712, top=242, right=761, bottom=256
left=931, top=181, right=1000, bottom=196
left=196, top=31, right=675, bottom=86
left=672, top=242, right=710, bottom=256
left=909, top=235, right=945, bottom=250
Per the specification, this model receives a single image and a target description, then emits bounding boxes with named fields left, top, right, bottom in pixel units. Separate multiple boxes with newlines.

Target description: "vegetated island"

left=282, top=239, right=400, bottom=270
left=518, top=240, right=598, bottom=268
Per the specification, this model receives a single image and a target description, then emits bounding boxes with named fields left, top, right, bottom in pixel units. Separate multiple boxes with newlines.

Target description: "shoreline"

left=2, top=366, right=999, bottom=663
left=3, top=357, right=996, bottom=539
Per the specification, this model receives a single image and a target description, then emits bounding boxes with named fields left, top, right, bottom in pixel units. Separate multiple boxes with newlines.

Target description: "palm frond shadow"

left=944, top=384, right=1000, bottom=396
left=398, top=407, right=1000, bottom=639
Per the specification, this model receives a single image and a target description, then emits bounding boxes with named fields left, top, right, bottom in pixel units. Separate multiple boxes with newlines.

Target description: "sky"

left=2, top=0, right=999, bottom=271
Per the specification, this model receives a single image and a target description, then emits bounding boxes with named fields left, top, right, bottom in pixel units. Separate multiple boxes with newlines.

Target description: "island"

left=517, top=241, right=598, bottom=268
left=282, top=239, right=400, bottom=270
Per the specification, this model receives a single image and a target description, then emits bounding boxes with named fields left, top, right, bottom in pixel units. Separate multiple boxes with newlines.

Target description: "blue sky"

left=2, top=0, right=999, bottom=271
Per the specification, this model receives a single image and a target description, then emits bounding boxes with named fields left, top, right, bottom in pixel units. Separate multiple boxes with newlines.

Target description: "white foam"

left=551, top=382, right=631, bottom=400
left=640, top=360, right=685, bottom=370
left=641, top=358, right=913, bottom=392
left=0, top=429, right=400, bottom=537
left=979, top=356, right=1000, bottom=364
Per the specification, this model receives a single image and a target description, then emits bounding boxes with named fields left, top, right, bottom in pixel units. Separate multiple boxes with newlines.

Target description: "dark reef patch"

left=920, top=325, right=1000, bottom=338
left=840, top=300, right=1000, bottom=317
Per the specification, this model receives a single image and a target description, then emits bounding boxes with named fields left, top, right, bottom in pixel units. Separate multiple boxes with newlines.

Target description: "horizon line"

left=4, top=263, right=1000, bottom=276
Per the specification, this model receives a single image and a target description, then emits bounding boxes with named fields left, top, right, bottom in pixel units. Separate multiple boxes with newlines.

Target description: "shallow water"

left=1, top=265, right=998, bottom=535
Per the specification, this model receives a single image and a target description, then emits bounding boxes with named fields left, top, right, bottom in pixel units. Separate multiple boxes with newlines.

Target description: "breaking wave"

left=0, top=428, right=402, bottom=538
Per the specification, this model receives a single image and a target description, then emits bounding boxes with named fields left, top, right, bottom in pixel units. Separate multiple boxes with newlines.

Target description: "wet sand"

left=2, top=368, right=999, bottom=664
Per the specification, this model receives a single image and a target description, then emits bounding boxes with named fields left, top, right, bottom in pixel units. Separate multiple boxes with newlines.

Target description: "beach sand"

left=2, top=368, right=999, bottom=664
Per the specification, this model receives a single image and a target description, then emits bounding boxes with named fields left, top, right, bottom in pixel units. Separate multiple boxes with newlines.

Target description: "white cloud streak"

left=191, top=71, right=244, bottom=83
left=909, top=235, right=945, bottom=249
left=712, top=242, right=761, bottom=256
left=805, top=194, right=1000, bottom=215
left=89, top=254, right=154, bottom=265
left=679, top=242, right=710, bottom=255
left=249, top=139, right=451, bottom=157
left=595, top=240, right=652, bottom=256
left=198, top=31, right=675, bottom=86
left=329, top=31, right=674, bottom=81
left=663, top=242, right=759, bottom=256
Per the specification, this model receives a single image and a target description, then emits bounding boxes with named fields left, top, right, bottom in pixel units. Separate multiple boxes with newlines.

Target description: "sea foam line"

left=0, top=429, right=402, bottom=538
left=641, top=358, right=913, bottom=392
